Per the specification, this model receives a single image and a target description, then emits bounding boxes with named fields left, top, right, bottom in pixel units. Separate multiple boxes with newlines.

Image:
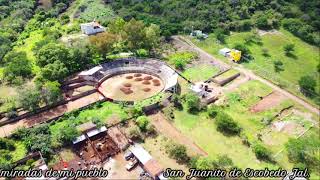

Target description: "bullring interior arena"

left=79, top=58, right=179, bottom=102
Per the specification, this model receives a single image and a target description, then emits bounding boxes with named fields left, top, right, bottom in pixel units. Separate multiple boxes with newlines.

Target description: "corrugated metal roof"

left=129, top=144, right=152, bottom=165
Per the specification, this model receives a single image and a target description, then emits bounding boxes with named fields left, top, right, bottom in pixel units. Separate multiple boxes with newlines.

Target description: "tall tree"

left=3, top=51, right=33, bottom=83
left=89, top=32, right=119, bottom=60
left=123, top=19, right=146, bottom=51
left=40, top=60, right=69, bottom=82
left=18, top=86, right=42, bottom=112
left=36, top=43, right=70, bottom=67
left=41, top=81, right=63, bottom=105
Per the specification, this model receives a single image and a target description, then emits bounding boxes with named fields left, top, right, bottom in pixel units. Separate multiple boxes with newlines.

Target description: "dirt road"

left=174, top=36, right=320, bottom=115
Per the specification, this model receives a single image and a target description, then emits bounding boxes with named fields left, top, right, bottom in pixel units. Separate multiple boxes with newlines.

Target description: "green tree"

left=89, top=32, right=119, bottom=60
left=40, top=60, right=69, bottom=81
left=217, top=155, right=234, bottom=169
left=3, top=51, right=32, bottom=84
left=57, top=124, right=80, bottom=145
left=184, top=93, right=201, bottom=113
left=215, top=112, right=241, bottom=135
left=144, top=24, right=161, bottom=51
left=123, top=19, right=146, bottom=51
left=41, top=81, right=62, bottom=105
left=108, top=18, right=126, bottom=34
left=252, top=142, right=272, bottom=161
left=283, top=43, right=295, bottom=55
left=207, top=105, right=221, bottom=118
left=165, top=141, right=189, bottom=163
left=298, top=75, right=317, bottom=97
left=128, top=126, right=142, bottom=140
left=0, top=138, right=15, bottom=151
left=18, top=86, right=42, bottom=112
left=136, top=116, right=150, bottom=131
left=285, top=134, right=320, bottom=170
left=195, top=157, right=217, bottom=169
left=214, top=28, right=226, bottom=43
left=256, top=16, right=270, bottom=30
left=36, top=43, right=70, bottom=67
left=274, top=60, right=284, bottom=72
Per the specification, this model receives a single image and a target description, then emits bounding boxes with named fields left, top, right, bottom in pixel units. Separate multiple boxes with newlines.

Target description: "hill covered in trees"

left=110, top=0, right=320, bottom=46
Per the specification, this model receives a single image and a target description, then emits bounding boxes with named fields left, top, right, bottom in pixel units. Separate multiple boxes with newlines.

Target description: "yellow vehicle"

left=230, top=49, right=242, bottom=62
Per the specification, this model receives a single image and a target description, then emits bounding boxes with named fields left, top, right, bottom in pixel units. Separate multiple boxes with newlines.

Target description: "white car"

left=125, top=158, right=138, bottom=171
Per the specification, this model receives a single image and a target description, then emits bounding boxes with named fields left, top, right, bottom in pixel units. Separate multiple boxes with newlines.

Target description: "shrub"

left=145, top=123, right=156, bottom=135
left=136, top=49, right=149, bottom=57
left=57, top=124, right=80, bottom=145
left=17, top=86, right=42, bottom=112
left=128, top=126, right=142, bottom=140
left=215, top=112, right=241, bottom=135
left=252, top=142, right=272, bottom=161
left=217, top=155, right=234, bottom=169
left=168, top=51, right=197, bottom=70
left=274, top=60, right=284, bottom=72
left=184, top=92, right=201, bottom=113
left=283, top=43, right=295, bottom=55
left=207, top=105, right=221, bottom=118
left=165, top=141, right=189, bottom=163
left=0, top=138, right=16, bottom=151
left=298, top=76, right=317, bottom=97
left=195, top=157, right=217, bottom=170
left=285, top=134, right=320, bottom=171
left=136, top=116, right=150, bottom=131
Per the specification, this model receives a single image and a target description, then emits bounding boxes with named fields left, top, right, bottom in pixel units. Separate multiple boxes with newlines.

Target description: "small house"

left=80, top=21, right=105, bottom=35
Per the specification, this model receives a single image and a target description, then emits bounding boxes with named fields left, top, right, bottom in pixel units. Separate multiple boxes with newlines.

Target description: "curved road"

left=174, top=36, right=320, bottom=116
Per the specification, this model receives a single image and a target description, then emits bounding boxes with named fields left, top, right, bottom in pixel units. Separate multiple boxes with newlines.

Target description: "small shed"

left=219, top=48, right=231, bottom=57
left=80, top=21, right=105, bottom=35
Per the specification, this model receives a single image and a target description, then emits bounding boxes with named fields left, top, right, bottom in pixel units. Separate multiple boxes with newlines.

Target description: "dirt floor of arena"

left=99, top=73, right=164, bottom=101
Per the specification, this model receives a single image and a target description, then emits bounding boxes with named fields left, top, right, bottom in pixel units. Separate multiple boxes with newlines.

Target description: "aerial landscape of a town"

left=0, top=0, right=319, bottom=179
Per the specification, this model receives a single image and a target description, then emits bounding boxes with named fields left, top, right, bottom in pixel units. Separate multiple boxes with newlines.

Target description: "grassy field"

left=214, top=69, right=239, bottom=81
left=190, top=29, right=320, bottom=105
left=142, top=135, right=189, bottom=173
left=182, top=64, right=220, bottom=82
left=172, top=80, right=317, bottom=171
left=173, top=108, right=277, bottom=169
left=50, top=101, right=128, bottom=146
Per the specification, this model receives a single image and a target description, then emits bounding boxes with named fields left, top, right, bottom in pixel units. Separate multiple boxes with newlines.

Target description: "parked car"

left=124, top=151, right=134, bottom=160
left=125, top=158, right=138, bottom=171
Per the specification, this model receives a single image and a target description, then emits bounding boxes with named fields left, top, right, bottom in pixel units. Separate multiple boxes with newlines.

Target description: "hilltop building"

left=80, top=21, right=105, bottom=35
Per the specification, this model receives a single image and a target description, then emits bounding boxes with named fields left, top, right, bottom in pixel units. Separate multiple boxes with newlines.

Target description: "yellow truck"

left=219, top=48, right=242, bottom=62
left=230, top=49, right=242, bottom=62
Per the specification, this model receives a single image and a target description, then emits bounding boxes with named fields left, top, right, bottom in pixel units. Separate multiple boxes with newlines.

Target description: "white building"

left=80, top=21, right=105, bottom=35
left=219, top=48, right=231, bottom=57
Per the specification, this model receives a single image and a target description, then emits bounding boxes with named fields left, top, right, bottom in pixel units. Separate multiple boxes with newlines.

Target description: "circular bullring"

left=85, top=59, right=178, bottom=102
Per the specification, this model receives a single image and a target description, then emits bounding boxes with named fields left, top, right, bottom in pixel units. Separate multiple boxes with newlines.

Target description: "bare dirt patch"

left=250, top=91, right=287, bottom=113
left=271, top=121, right=305, bottom=135
left=149, top=111, right=207, bottom=156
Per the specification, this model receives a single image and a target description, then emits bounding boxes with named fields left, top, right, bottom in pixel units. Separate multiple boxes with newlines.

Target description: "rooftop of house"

left=81, top=21, right=103, bottom=28
left=144, top=159, right=163, bottom=178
